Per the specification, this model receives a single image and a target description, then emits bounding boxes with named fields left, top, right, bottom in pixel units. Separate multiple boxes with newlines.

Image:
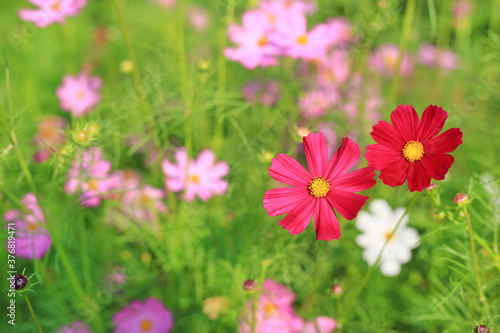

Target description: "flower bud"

left=87, top=122, right=100, bottom=136
left=75, top=130, right=89, bottom=143
left=475, top=325, right=490, bottom=333
left=453, top=193, right=468, bottom=206
left=425, top=183, right=437, bottom=192
left=120, top=59, right=134, bottom=73
left=243, top=279, right=255, bottom=291
left=331, top=284, right=342, bottom=295
left=297, top=126, right=310, bottom=138
left=12, top=274, right=28, bottom=290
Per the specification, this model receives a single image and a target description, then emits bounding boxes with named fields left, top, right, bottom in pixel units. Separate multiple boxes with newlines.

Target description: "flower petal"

left=314, top=198, right=341, bottom=240
left=370, top=120, right=406, bottom=148
left=331, top=167, right=376, bottom=192
left=379, top=159, right=410, bottom=188
left=324, top=137, right=360, bottom=182
left=278, top=196, right=315, bottom=235
left=417, top=105, right=448, bottom=143
left=263, top=187, right=309, bottom=216
left=326, top=190, right=369, bottom=220
left=407, top=161, right=431, bottom=192
left=365, top=144, right=404, bottom=170
left=269, top=153, right=311, bottom=186
left=425, top=128, right=463, bottom=153
left=420, top=152, right=454, bottom=180
left=390, top=105, right=419, bottom=142
left=303, top=132, right=329, bottom=177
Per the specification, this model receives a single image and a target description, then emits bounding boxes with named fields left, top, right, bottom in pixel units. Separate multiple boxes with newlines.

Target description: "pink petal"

left=420, top=152, right=454, bottom=180
left=263, top=187, right=309, bottom=216
left=417, top=105, right=448, bottom=143
left=326, top=190, right=369, bottom=220
left=425, top=128, right=463, bottom=153
left=314, top=198, right=340, bottom=240
left=331, top=166, right=376, bottom=192
left=269, top=153, right=311, bottom=186
left=303, top=132, right=329, bottom=177
left=379, top=159, right=410, bottom=188
left=390, top=105, right=419, bottom=142
left=278, top=196, right=315, bottom=235
left=370, top=120, right=406, bottom=149
left=324, top=137, right=360, bottom=182
left=407, top=161, right=432, bottom=192
left=365, top=144, right=403, bottom=170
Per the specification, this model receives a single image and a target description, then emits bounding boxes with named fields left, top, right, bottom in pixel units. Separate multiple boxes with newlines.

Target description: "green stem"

left=112, top=0, right=160, bottom=148
left=252, top=259, right=271, bottom=333
left=426, top=0, right=437, bottom=39
left=387, top=0, right=417, bottom=105
left=79, top=214, right=93, bottom=293
left=339, top=194, right=418, bottom=322
left=24, top=294, right=44, bottom=333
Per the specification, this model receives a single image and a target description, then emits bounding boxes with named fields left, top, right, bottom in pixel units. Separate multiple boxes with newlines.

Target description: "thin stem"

left=251, top=259, right=271, bottom=333
left=112, top=0, right=160, bottom=148
left=463, top=207, right=489, bottom=308
left=24, top=294, right=44, bottom=333
left=387, top=0, right=416, bottom=105
left=339, top=194, right=418, bottom=322
left=426, top=0, right=437, bottom=39
left=79, top=214, right=93, bottom=293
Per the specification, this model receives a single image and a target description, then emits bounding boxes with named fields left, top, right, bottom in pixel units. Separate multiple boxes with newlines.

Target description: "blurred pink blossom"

left=65, top=147, right=115, bottom=207
left=4, top=193, right=52, bottom=260
left=19, top=0, right=88, bottom=28
left=56, top=321, right=91, bottom=333
left=187, top=6, right=209, bottom=31
left=32, top=116, right=67, bottom=163
left=122, top=185, right=167, bottom=222
left=317, top=49, right=350, bottom=86
left=325, top=17, right=353, bottom=45
left=452, top=0, right=474, bottom=19
left=417, top=43, right=458, bottom=70
left=157, top=0, right=176, bottom=7
left=242, top=80, right=281, bottom=106
left=162, top=148, right=229, bottom=202
left=56, top=71, right=102, bottom=117
left=369, top=44, right=414, bottom=77
left=112, top=297, right=174, bottom=333
left=299, top=87, right=339, bottom=118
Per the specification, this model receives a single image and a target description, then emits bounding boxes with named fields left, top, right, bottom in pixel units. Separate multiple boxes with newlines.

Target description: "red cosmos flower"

left=263, top=133, right=376, bottom=241
left=365, top=105, right=463, bottom=192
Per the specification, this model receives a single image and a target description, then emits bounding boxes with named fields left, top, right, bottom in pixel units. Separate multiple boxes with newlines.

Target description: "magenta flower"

left=224, top=10, right=279, bottom=69
left=162, top=148, right=229, bottom=202
left=65, top=147, right=115, bottom=207
left=4, top=193, right=52, bottom=260
left=369, top=44, right=414, bottom=77
left=56, top=71, right=102, bottom=117
left=56, top=321, right=91, bottom=333
left=32, top=116, right=67, bottom=163
left=112, top=297, right=174, bottom=333
left=121, top=185, right=167, bottom=221
left=19, top=0, right=88, bottom=28
left=263, top=133, right=376, bottom=241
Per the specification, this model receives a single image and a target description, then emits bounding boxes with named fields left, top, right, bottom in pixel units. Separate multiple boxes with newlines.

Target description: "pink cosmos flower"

left=56, top=321, right=91, bottom=333
left=452, top=0, right=473, bottom=19
left=19, top=0, right=88, bottom=28
left=65, top=147, right=115, bottom=207
left=418, top=43, right=458, bottom=70
left=157, top=0, right=176, bottom=8
left=263, top=133, right=376, bottom=241
left=369, top=44, right=414, bottom=77
left=56, top=71, right=103, bottom=117
left=112, top=297, right=174, bottom=333
left=303, top=317, right=337, bottom=333
left=316, top=49, right=350, bottom=86
left=325, top=17, right=353, bottom=45
left=187, top=6, right=209, bottom=31
left=4, top=193, right=52, bottom=260
left=121, top=185, right=167, bottom=222
left=32, top=116, right=67, bottom=163
left=299, top=88, right=339, bottom=118
left=242, top=80, right=281, bottom=106
left=162, top=148, right=229, bottom=202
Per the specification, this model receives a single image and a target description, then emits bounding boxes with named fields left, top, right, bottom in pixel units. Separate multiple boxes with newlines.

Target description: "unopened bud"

left=331, top=284, right=342, bottom=295
left=12, top=274, right=28, bottom=290
left=453, top=193, right=468, bottom=206
left=87, top=122, right=99, bottom=135
left=475, top=325, right=490, bottom=333
left=75, top=130, right=89, bottom=143
left=297, top=127, right=310, bottom=138
left=243, top=279, right=255, bottom=291
left=425, top=183, right=437, bottom=192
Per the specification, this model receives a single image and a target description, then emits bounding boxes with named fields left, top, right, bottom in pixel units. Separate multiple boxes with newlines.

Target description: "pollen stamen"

left=402, top=141, right=424, bottom=162
left=308, top=176, right=330, bottom=198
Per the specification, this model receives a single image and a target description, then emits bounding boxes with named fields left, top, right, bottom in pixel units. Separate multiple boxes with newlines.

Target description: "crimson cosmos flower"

left=365, top=105, right=463, bottom=192
left=263, top=133, right=376, bottom=241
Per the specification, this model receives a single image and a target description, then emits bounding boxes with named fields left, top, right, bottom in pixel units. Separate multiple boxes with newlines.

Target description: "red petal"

left=263, top=187, right=309, bottom=216
left=370, top=120, right=406, bottom=148
left=420, top=152, right=454, bottom=181
left=425, top=128, right=463, bottom=153
left=269, top=153, right=311, bottom=186
left=278, top=196, right=315, bottom=235
left=365, top=144, right=404, bottom=170
left=390, top=105, right=419, bottom=142
left=417, top=105, right=448, bottom=143
left=314, top=198, right=341, bottom=241
left=407, top=161, right=432, bottom=192
left=324, top=137, right=360, bottom=182
left=326, top=190, right=369, bottom=220
left=303, top=132, right=329, bottom=177
left=331, top=167, right=376, bottom=192
left=379, top=159, right=410, bottom=187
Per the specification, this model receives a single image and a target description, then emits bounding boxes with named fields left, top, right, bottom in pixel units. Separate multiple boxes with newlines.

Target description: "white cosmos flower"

left=355, top=199, right=420, bottom=276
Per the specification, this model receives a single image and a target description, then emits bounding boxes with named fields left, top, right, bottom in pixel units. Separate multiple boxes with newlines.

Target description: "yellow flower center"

left=139, top=193, right=151, bottom=205
left=189, top=174, right=200, bottom=184
left=296, top=35, right=308, bottom=45
left=50, top=1, right=61, bottom=11
left=27, top=223, right=38, bottom=232
left=384, top=230, right=396, bottom=242
left=263, top=301, right=276, bottom=315
left=75, top=90, right=86, bottom=100
left=87, top=179, right=99, bottom=190
left=257, top=36, right=267, bottom=47
left=308, top=176, right=330, bottom=198
left=402, top=141, right=424, bottom=162
left=139, top=319, right=153, bottom=332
